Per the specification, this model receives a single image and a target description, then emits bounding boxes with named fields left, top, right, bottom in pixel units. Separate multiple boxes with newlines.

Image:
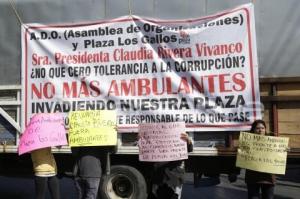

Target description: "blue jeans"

left=247, top=183, right=274, bottom=199
left=75, top=177, right=101, bottom=199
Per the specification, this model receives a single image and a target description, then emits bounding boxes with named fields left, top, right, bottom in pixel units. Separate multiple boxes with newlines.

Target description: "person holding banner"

left=71, top=146, right=103, bottom=199
left=245, top=120, right=276, bottom=199
left=31, top=147, right=60, bottom=199
left=150, top=132, right=193, bottom=199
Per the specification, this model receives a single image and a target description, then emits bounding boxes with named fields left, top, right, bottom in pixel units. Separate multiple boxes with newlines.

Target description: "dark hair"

left=250, top=119, right=266, bottom=133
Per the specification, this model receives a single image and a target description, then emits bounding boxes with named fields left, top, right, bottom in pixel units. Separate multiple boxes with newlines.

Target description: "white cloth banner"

left=21, top=3, right=261, bottom=131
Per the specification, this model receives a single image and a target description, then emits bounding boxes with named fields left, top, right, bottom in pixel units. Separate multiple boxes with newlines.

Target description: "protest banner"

left=21, top=3, right=260, bottom=132
left=138, top=122, right=188, bottom=162
left=18, top=113, right=67, bottom=155
left=236, top=132, right=289, bottom=174
left=68, top=110, right=117, bottom=146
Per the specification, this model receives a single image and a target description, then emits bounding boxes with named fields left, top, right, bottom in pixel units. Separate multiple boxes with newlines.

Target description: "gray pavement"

left=182, top=165, right=300, bottom=199
left=0, top=165, right=299, bottom=199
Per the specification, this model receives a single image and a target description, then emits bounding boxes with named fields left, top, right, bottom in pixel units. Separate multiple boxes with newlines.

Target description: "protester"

left=71, top=146, right=103, bottom=199
left=31, top=147, right=60, bottom=199
left=245, top=120, right=276, bottom=199
left=149, top=132, right=193, bottom=199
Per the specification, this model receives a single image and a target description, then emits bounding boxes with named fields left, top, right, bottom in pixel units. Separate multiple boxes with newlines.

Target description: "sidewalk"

left=182, top=166, right=300, bottom=199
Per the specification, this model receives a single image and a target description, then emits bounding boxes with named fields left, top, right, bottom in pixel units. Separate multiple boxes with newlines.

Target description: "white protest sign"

left=21, top=3, right=260, bottom=131
left=138, top=122, right=188, bottom=162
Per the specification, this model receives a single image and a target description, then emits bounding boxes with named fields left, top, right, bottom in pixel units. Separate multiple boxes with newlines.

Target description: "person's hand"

left=114, top=125, right=118, bottom=131
left=137, top=133, right=143, bottom=140
left=180, top=132, right=192, bottom=145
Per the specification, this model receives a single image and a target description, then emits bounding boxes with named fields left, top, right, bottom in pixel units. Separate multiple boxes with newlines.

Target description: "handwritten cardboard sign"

left=18, top=113, right=67, bottom=155
left=68, top=110, right=117, bottom=146
left=138, top=122, right=188, bottom=162
left=236, top=132, right=289, bottom=174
